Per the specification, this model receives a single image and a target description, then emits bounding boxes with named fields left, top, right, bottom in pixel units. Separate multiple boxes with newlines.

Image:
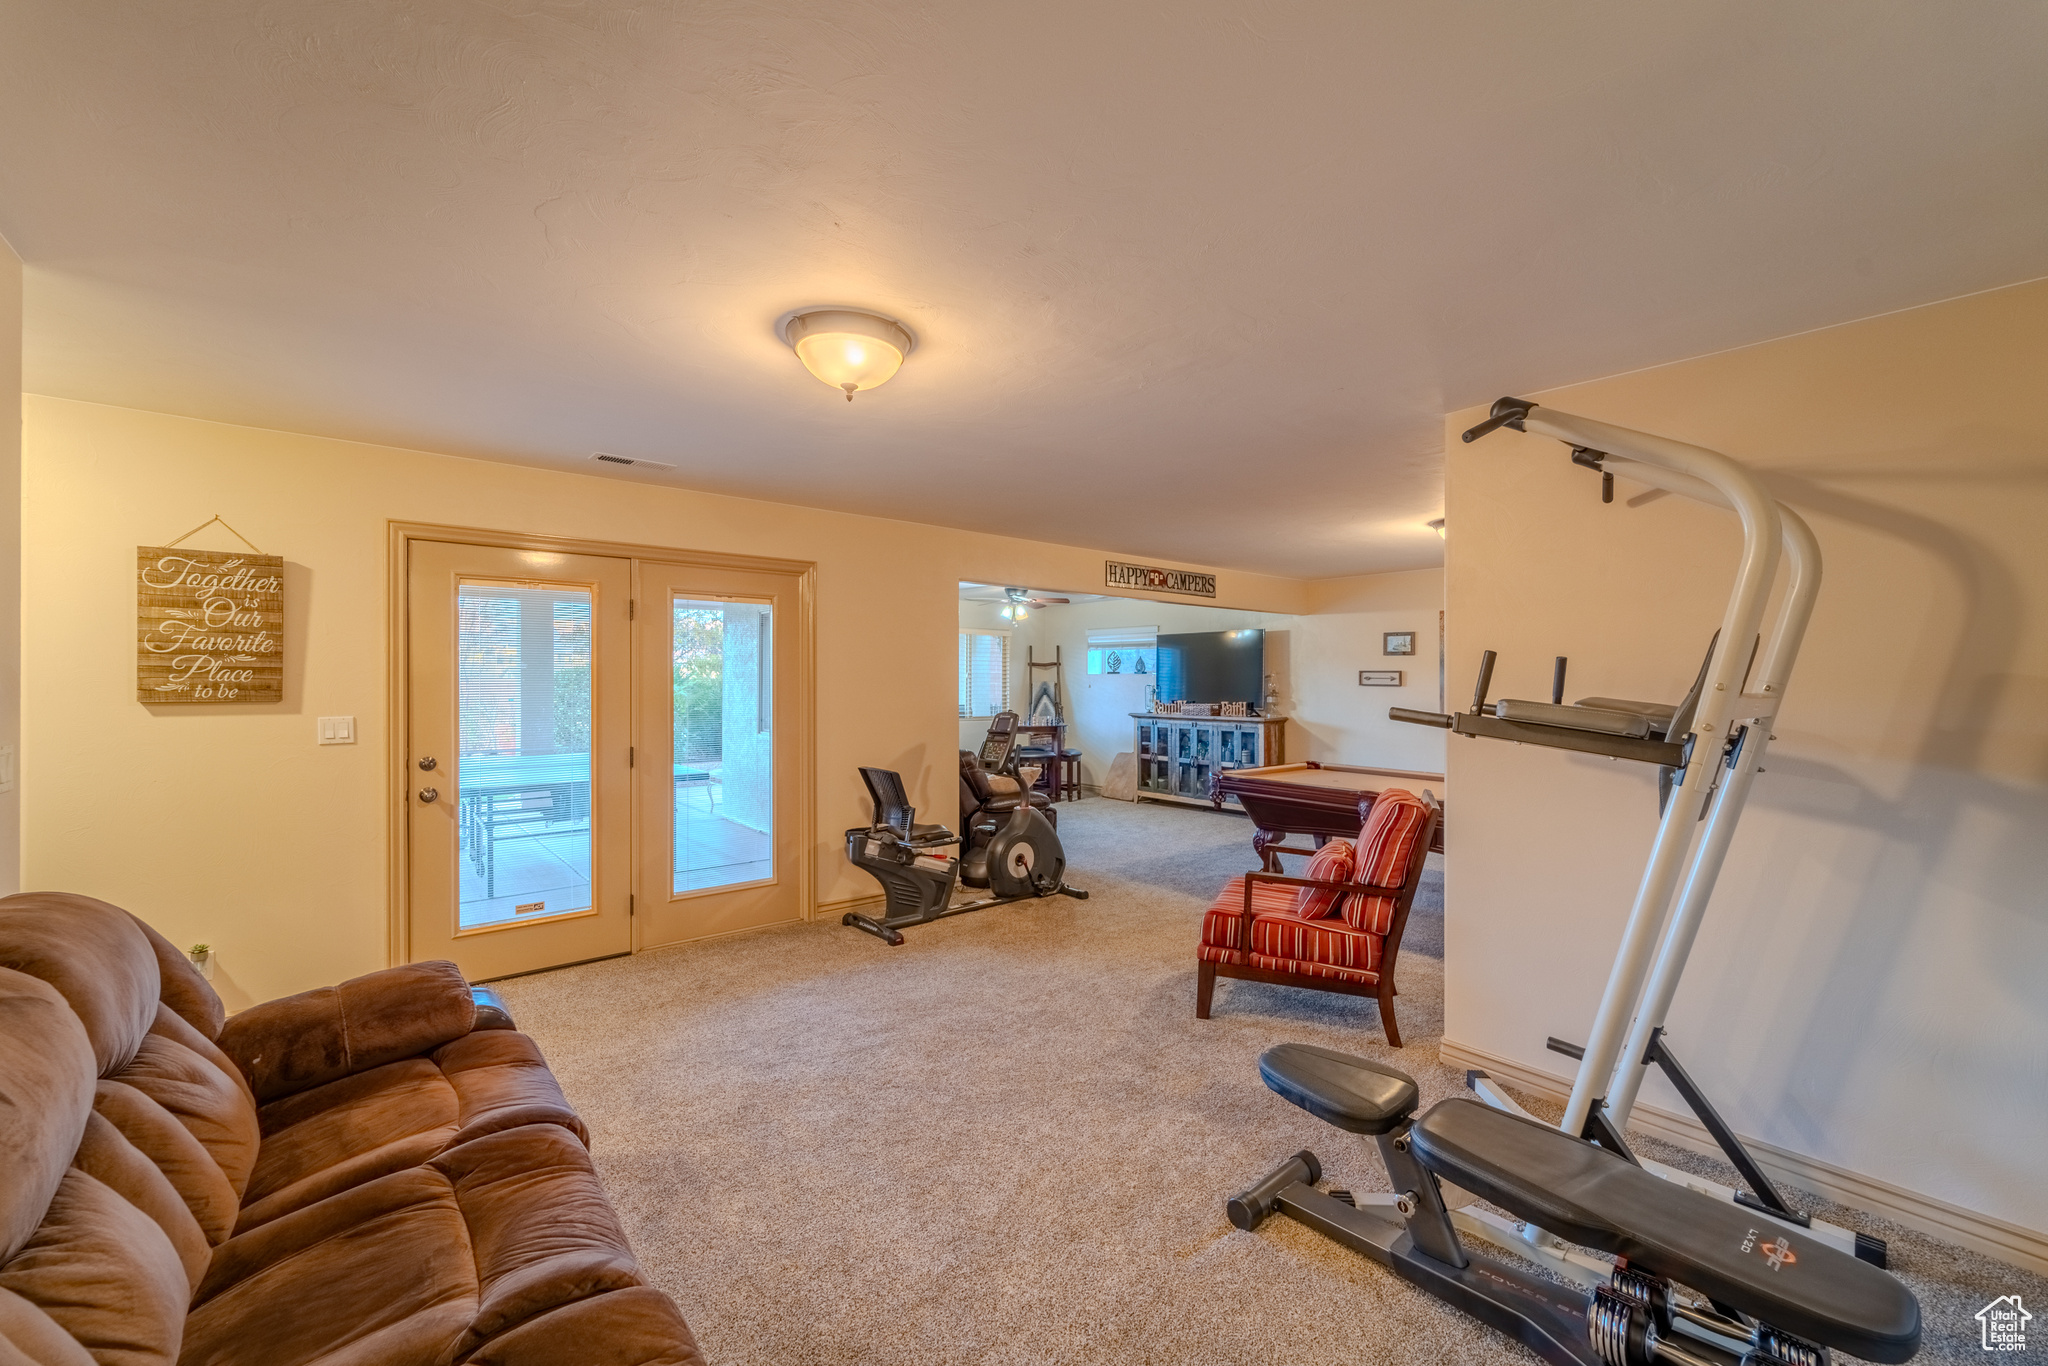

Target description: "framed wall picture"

left=1359, top=671, right=1402, bottom=687
left=138, top=544, right=285, bottom=703
left=1383, top=631, right=1416, bottom=656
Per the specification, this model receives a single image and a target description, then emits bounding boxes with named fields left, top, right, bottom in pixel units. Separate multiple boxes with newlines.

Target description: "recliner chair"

left=958, top=749, right=1056, bottom=840
left=957, top=748, right=1058, bottom=890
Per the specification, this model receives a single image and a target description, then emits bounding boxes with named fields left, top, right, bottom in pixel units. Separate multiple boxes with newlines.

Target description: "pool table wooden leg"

left=1252, top=828, right=1281, bottom=872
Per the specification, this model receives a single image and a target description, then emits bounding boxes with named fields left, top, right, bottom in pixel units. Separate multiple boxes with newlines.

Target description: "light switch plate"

left=0, top=744, right=14, bottom=793
left=318, top=716, right=356, bottom=745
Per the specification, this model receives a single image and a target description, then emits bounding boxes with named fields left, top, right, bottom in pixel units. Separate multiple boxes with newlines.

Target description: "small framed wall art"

left=1359, top=671, right=1403, bottom=687
left=1383, top=631, right=1416, bottom=656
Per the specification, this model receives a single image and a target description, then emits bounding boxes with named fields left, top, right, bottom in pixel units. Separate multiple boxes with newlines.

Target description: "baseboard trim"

left=1439, top=1038, right=2048, bottom=1276
left=814, top=893, right=886, bottom=920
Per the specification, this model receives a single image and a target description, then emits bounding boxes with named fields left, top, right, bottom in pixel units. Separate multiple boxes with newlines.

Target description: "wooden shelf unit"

left=1130, top=712, right=1285, bottom=807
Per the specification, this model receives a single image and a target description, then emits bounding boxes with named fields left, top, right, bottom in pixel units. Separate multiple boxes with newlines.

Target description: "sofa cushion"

left=219, top=962, right=477, bottom=1104
left=113, top=1023, right=260, bottom=1202
left=0, top=1169, right=188, bottom=1366
left=0, top=1286, right=97, bottom=1366
left=236, top=1061, right=461, bottom=1235
left=191, top=1125, right=668, bottom=1366
left=1292, top=839, right=1356, bottom=919
left=149, top=1006, right=256, bottom=1113
left=69, top=1111, right=209, bottom=1293
left=434, top=1030, right=589, bottom=1149
left=0, top=894, right=160, bottom=1077
left=93, top=1082, right=241, bottom=1249
left=185, top=1167, right=476, bottom=1366
left=232, top=1031, right=588, bottom=1236
left=462, top=1287, right=706, bottom=1366
left=0, top=970, right=96, bottom=1265
left=432, top=1126, right=642, bottom=1358
left=1342, top=789, right=1431, bottom=934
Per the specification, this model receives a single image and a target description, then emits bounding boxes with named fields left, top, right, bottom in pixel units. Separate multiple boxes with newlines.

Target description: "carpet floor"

left=496, top=796, right=2042, bottom=1364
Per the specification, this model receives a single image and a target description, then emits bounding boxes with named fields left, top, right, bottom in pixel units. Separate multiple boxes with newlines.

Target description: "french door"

left=407, top=542, right=634, bottom=980
left=404, top=536, right=809, bottom=980
left=633, top=562, right=805, bottom=945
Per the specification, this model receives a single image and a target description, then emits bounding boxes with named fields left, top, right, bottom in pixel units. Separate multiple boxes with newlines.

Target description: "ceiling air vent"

left=590, top=453, right=673, bottom=469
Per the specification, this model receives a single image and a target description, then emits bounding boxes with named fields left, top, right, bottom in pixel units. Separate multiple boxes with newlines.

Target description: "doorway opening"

left=955, top=581, right=1290, bottom=809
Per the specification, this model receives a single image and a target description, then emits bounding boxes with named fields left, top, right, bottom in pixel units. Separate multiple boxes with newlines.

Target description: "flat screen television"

left=1155, top=629, right=1264, bottom=707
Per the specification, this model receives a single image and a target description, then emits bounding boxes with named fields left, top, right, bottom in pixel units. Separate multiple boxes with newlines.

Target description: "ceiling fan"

left=1000, top=586, right=1068, bottom=620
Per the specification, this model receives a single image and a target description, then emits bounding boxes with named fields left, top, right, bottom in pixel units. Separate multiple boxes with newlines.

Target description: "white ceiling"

left=3, top=3, right=2046, bottom=577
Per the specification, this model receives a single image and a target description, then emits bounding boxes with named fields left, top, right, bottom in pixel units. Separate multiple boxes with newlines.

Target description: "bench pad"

left=1410, top=1099, right=1920, bottom=1363
left=1257, top=1044, right=1417, bottom=1135
left=1492, top=699, right=1655, bottom=738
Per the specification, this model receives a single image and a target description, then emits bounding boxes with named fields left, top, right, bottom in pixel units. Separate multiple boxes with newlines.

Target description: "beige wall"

left=0, top=234, right=18, bottom=894
left=1444, top=278, right=2048, bottom=1245
left=22, top=397, right=1310, bottom=1005
left=1294, top=569, right=1447, bottom=774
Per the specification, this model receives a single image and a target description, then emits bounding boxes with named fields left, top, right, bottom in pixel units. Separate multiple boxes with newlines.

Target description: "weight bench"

left=1234, top=1044, right=1921, bottom=1366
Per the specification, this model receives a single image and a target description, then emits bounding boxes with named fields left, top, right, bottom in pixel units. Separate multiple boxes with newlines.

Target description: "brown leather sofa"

left=0, top=892, right=704, bottom=1366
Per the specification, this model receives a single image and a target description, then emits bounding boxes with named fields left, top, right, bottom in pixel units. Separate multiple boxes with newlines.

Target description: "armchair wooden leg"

left=1377, top=981, right=1402, bottom=1048
left=1196, top=962, right=1216, bottom=1019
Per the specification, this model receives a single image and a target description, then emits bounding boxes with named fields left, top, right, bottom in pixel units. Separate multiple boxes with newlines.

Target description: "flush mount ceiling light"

left=779, top=309, right=916, bottom=401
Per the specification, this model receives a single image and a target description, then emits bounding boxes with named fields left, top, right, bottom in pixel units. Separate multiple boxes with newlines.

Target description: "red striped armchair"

left=1195, top=789, right=1439, bottom=1046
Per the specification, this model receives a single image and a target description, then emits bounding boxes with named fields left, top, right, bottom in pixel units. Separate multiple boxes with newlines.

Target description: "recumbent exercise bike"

left=842, top=756, right=1086, bottom=945
left=1230, top=400, right=1921, bottom=1366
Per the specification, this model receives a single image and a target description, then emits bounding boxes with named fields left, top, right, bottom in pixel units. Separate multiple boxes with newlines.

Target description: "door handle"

left=418, top=788, right=439, bottom=803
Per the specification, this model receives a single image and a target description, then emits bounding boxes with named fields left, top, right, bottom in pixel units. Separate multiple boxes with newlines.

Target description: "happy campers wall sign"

left=137, top=547, right=285, bottom=703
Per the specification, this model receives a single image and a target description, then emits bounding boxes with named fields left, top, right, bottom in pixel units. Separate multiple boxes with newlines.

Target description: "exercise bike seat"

left=886, top=822, right=956, bottom=844
left=1409, top=1098, right=1922, bottom=1363
left=1258, top=1044, right=1419, bottom=1135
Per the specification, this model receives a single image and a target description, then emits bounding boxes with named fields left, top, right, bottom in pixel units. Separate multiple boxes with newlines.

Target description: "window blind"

left=456, top=586, right=592, bottom=757
left=959, top=630, right=1010, bottom=717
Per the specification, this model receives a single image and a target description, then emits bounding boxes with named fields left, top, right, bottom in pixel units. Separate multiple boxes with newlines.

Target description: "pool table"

left=1211, top=762, right=1446, bottom=870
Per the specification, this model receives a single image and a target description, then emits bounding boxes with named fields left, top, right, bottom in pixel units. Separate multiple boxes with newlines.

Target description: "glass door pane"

left=673, top=598, right=774, bottom=893
left=456, top=584, right=594, bottom=930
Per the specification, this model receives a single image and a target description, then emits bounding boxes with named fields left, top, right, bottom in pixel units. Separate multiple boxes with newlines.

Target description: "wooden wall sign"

left=137, top=547, right=285, bottom=703
left=1105, top=560, right=1217, bottom=597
